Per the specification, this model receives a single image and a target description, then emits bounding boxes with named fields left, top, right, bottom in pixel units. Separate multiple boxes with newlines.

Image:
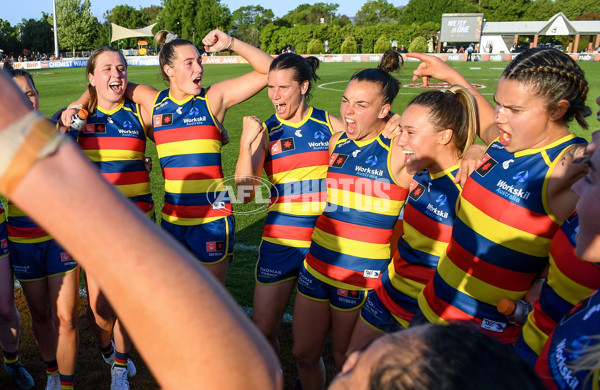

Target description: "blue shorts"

left=360, top=290, right=405, bottom=333
left=297, top=264, right=366, bottom=311
left=161, top=215, right=234, bottom=264
left=255, top=240, right=308, bottom=285
left=9, top=239, right=78, bottom=281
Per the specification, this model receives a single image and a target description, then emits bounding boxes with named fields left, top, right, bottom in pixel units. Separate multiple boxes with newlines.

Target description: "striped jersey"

left=262, top=107, right=333, bottom=247
left=305, top=132, right=408, bottom=290
left=518, top=213, right=600, bottom=358
left=418, top=134, right=587, bottom=343
left=152, top=88, right=230, bottom=225
left=77, top=100, right=153, bottom=216
left=375, top=164, right=461, bottom=327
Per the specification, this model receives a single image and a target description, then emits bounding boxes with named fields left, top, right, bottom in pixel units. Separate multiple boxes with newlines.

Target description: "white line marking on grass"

left=318, top=80, right=347, bottom=91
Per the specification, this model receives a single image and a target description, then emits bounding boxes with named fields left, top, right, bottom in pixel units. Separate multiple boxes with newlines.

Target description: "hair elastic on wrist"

left=224, top=37, right=235, bottom=51
left=0, top=111, right=67, bottom=197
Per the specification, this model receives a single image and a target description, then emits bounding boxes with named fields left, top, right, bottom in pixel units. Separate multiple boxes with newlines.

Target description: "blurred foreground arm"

left=0, top=70, right=281, bottom=390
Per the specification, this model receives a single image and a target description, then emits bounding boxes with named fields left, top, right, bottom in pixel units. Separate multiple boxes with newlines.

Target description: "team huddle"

left=1, top=27, right=599, bottom=390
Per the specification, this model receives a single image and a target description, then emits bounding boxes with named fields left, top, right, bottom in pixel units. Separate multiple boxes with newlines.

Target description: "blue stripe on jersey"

left=452, top=218, right=548, bottom=273
left=159, top=153, right=222, bottom=169
left=310, top=240, right=390, bottom=271
left=398, top=239, right=441, bottom=269
left=320, top=206, right=399, bottom=229
left=265, top=211, right=320, bottom=228
left=95, top=160, right=147, bottom=173
left=431, top=272, right=505, bottom=321
left=537, top=283, right=576, bottom=323
left=164, top=191, right=229, bottom=206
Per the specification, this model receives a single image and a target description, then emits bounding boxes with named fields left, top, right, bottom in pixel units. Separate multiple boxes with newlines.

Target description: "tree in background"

left=278, top=3, right=348, bottom=27
left=373, top=34, right=392, bottom=52
left=354, top=0, right=401, bottom=25
left=159, top=0, right=230, bottom=45
left=400, top=0, right=479, bottom=24
left=523, top=0, right=557, bottom=20
left=307, top=38, right=325, bottom=54
left=0, top=19, right=21, bottom=57
left=105, top=5, right=149, bottom=49
left=56, top=0, right=100, bottom=54
left=340, top=35, right=358, bottom=53
left=21, top=17, right=54, bottom=54
left=231, top=6, right=274, bottom=47
left=408, top=36, right=428, bottom=52
left=480, top=0, right=531, bottom=21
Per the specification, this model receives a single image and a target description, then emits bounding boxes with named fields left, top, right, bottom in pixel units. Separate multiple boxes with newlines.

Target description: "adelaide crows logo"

left=476, top=154, right=498, bottom=177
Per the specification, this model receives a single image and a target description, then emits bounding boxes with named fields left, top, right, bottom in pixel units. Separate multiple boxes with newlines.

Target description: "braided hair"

left=502, top=47, right=591, bottom=129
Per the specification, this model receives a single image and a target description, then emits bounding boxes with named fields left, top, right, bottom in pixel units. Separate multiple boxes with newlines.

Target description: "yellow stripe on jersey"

left=437, top=256, right=528, bottom=307
left=416, top=292, right=449, bottom=325
left=161, top=213, right=222, bottom=225
left=7, top=204, right=26, bottom=216
left=269, top=166, right=327, bottom=185
left=263, top=236, right=312, bottom=248
left=115, top=183, right=152, bottom=198
left=402, top=221, right=449, bottom=258
left=269, top=202, right=325, bottom=216
left=459, top=197, right=552, bottom=257
left=547, top=257, right=596, bottom=305
left=311, top=227, right=390, bottom=260
left=157, top=139, right=220, bottom=157
left=84, top=149, right=144, bottom=162
left=328, top=188, right=403, bottom=215
left=164, top=178, right=226, bottom=194
left=522, top=317, right=550, bottom=354
left=8, top=235, right=52, bottom=244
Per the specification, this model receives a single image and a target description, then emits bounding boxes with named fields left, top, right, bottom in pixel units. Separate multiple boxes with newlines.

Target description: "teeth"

left=346, top=119, right=355, bottom=124
left=403, top=150, right=414, bottom=155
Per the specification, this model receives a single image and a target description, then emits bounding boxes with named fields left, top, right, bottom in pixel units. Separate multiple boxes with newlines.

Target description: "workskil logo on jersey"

left=153, top=113, right=173, bottom=127
left=270, top=137, right=296, bottom=155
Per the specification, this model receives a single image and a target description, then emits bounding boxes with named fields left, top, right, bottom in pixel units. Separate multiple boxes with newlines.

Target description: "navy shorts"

left=9, top=239, right=78, bottom=281
left=297, top=263, right=366, bottom=311
left=162, top=215, right=235, bottom=264
left=360, top=290, right=405, bottom=333
left=255, top=240, right=308, bottom=285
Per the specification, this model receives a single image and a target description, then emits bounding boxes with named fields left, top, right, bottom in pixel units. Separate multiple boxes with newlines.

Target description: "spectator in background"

left=466, top=44, right=473, bottom=61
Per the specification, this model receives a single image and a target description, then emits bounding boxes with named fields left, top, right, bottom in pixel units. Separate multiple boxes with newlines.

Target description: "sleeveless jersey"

left=519, top=213, right=600, bottom=358
left=77, top=100, right=154, bottom=216
left=262, top=107, right=333, bottom=248
left=536, top=289, right=600, bottom=390
left=305, top=132, right=408, bottom=290
left=375, top=164, right=461, bottom=327
left=418, top=134, right=587, bottom=343
left=152, top=88, right=230, bottom=225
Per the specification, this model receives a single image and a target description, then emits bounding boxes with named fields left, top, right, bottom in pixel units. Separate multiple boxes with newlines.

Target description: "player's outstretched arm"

left=0, top=70, right=282, bottom=390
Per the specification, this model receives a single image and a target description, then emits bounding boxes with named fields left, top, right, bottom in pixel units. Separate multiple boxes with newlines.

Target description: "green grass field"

left=28, top=60, right=600, bottom=310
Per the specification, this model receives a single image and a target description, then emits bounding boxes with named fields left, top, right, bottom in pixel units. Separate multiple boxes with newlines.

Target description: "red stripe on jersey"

left=403, top=203, right=453, bottom=243
left=163, top=166, right=224, bottom=181
left=273, top=192, right=326, bottom=204
left=265, top=150, right=330, bottom=176
left=394, top=255, right=436, bottom=285
left=551, top=229, right=600, bottom=290
left=153, top=125, right=221, bottom=144
left=462, top=179, right=556, bottom=239
left=263, top=224, right=314, bottom=241
left=315, top=215, right=393, bottom=245
left=306, top=252, right=380, bottom=289
left=374, top=283, right=415, bottom=320
left=420, top=282, right=477, bottom=321
left=134, top=201, right=154, bottom=213
left=327, top=172, right=408, bottom=201
left=78, top=137, right=146, bottom=152
left=102, top=171, right=150, bottom=186
left=447, top=240, right=535, bottom=292
left=162, top=203, right=232, bottom=218
left=7, top=225, right=48, bottom=238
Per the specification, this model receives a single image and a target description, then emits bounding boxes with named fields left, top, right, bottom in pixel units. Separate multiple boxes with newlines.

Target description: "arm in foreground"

left=0, top=70, right=281, bottom=390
